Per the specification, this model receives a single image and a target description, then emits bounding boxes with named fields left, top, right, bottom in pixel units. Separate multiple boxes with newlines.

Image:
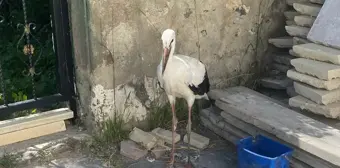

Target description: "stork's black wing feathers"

left=188, top=68, right=210, bottom=96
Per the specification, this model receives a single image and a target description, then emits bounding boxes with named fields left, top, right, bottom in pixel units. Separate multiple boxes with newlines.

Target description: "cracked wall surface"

left=69, top=0, right=287, bottom=130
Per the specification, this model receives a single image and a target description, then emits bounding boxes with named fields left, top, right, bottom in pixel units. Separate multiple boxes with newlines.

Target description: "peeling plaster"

left=90, top=76, right=165, bottom=125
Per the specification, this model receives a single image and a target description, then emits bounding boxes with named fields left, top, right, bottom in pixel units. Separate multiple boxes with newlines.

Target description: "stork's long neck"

left=168, top=40, right=175, bottom=62
left=161, top=40, right=176, bottom=73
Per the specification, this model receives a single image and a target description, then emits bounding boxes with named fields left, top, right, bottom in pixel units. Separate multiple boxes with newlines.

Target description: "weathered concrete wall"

left=69, top=0, right=287, bottom=130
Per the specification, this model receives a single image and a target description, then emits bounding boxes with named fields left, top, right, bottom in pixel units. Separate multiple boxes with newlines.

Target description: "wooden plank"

left=210, top=86, right=340, bottom=130
left=0, top=121, right=66, bottom=146
left=218, top=106, right=336, bottom=168
left=214, top=87, right=340, bottom=166
left=200, top=117, right=240, bottom=145
left=0, top=108, right=73, bottom=135
left=291, top=158, right=313, bottom=168
left=200, top=108, right=248, bottom=138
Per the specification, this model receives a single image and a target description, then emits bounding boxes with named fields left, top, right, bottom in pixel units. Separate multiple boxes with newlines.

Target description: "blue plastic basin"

left=237, top=135, right=293, bottom=168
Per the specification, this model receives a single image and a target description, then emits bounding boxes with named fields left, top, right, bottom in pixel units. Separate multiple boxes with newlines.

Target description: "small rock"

left=129, top=127, right=158, bottom=150
left=46, top=143, right=69, bottom=154
left=151, top=146, right=167, bottom=159
left=71, top=133, right=91, bottom=141
left=34, top=142, right=53, bottom=150
left=184, top=131, right=210, bottom=149
left=151, top=127, right=180, bottom=145
left=22, top=150, right=39, bottom=161
left=120, top=140, right=147, bottom=160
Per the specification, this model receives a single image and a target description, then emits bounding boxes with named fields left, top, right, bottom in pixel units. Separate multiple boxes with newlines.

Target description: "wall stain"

left=201, top=30, right=207, bottom=36
left=184, top=8, right=193, bottom=18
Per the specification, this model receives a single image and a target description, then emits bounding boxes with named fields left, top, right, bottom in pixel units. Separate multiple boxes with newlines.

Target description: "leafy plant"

left=11, top=91, right=37, bottom=114
left=0, top=0, right=57, bottom=119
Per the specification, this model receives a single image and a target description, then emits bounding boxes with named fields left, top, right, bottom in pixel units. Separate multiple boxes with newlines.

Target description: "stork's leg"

left=169, top=103, right=178, bottom=167
left=185, top=105, right=193, bottom=168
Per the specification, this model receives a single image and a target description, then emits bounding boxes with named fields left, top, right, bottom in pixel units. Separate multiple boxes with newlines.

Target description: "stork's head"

left=161, top=29, right=176, bottom=74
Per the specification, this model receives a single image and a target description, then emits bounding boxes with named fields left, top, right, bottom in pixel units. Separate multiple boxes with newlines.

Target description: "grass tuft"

left=0, top=153, right=19, bottom=168
left=148, top=98, right=200, bottom=131
left=78, top=116, right=128, bottom=168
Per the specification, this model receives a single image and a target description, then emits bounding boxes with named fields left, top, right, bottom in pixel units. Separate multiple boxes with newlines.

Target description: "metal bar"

left=0, top=94, right=67, bottom=116
left=50, top=0, right=77, bottom=119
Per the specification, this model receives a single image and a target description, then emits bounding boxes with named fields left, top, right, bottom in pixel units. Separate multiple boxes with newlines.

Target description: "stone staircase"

left=286, top=0, right=340, bottom=120
left=288, top=44, right=340, bottom=119
left=262, top=0, right=323, bottom=97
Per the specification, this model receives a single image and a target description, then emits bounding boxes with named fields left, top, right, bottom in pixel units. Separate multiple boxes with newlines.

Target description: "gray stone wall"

left=68, top=0, right=287, bottom=130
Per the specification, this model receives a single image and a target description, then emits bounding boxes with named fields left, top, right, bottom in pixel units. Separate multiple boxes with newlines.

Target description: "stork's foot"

left=184, top=163, right=193, bottom=168
left=167, top=161, right=175, bottom=168
left=167, top=150, right=175, bottom=168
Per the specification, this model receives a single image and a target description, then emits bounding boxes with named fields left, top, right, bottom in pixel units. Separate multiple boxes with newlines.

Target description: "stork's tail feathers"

left=197, top=93, right=214, bottom=109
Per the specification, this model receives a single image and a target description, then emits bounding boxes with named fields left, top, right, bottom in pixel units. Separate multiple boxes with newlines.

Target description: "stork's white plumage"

left=157, top=29, right=210, bottom=167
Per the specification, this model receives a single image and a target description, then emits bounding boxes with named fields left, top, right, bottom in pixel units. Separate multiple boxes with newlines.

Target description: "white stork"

left=157, top=29, right=210, bottom=167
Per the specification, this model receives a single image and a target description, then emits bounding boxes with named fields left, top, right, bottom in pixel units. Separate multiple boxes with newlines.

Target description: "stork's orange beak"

left=162, top=47, right=170, bottom=74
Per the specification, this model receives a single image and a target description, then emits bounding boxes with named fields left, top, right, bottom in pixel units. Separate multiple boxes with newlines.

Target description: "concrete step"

left=287, top=69, right=340, bottom=90
left=273, top=54, right=294, bottom=66
left=259, top=76, right=293, bottom=90
left=293, top=37, right=311, bottom=45
left=289, top=95, right=340, bottom=119
left=286, top=20, right=295, bottom=26
left=291, top=58, right=340, bottom=80
left=286, top=0, right=309, bottom=6
left=289, top=49, right=299, bottom=57
left=268, top=36, right=293, bottom=48
left=294, top=15, right=316, bottom=27
left=285, top=25, right=310, bottom=38
left=284, top=11, right=300, bottom=20
left=309, top=0, right=325, bottom=5
left=294, top=81, right=340, bottom=105
left=293, top=2, right=322, bottom=17
left=268, top=69, right=282, bottom=76
left=272, top=63, right=292, bottom=73
left=293, top=43, right=340, bottom=65
left=287, top=86, right=298, bottom=97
